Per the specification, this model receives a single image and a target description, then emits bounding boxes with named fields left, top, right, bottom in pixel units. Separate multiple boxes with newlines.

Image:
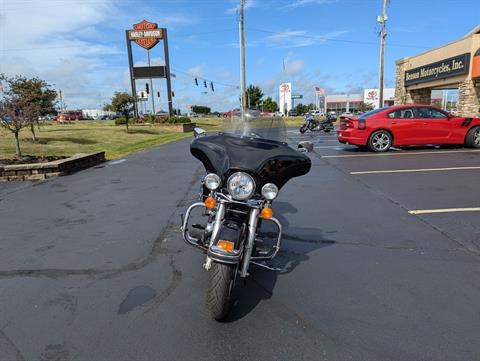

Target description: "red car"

left=337, top=105, right=480, bottom=152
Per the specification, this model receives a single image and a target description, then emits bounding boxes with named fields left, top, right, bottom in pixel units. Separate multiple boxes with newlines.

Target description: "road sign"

left=291, top=94, right=303, bottom=99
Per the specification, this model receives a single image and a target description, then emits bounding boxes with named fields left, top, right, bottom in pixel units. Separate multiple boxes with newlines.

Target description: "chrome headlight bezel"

left=261, top=183, right=278, bottom=200
left=227, top=172, right=256, bottom=201
left=204, top=173, right=221, bottom=190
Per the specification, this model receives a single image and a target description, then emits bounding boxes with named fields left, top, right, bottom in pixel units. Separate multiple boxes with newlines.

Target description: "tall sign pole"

left=163, top=28, right=174, bottom=116
left=126, top=30, right=139, bottom=118
left=377, top=0, right=388, bottom=109
left=239, top=0, right=247, bottom=122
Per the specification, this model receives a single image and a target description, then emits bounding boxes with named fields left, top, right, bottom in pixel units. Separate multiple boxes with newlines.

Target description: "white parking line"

left=409, top=207, right=480, bottom=215
left=323, top=150, right=480, bottom=158
left=350, top=166, right=480, bottom=175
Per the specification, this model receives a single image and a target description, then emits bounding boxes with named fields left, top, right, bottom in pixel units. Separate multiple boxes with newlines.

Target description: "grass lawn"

left=0, top=117, right=305, bottom=161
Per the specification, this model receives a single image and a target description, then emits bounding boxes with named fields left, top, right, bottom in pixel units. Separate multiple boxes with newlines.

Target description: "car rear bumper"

left=337, top=129, right=368, bottom=145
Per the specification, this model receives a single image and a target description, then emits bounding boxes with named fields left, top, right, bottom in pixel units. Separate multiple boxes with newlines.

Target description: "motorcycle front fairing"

left=190, top=133, right=311, bottom=190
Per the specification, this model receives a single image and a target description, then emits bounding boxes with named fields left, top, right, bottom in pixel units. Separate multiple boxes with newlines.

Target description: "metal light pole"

left=239, top=0, right=247, bottom=122
left=377, top=0, right=388, bottom=109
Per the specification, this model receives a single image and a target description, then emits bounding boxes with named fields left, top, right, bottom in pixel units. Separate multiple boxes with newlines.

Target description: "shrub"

left=167, top=116, right=191, bottom=124
left=142, top=114, right=157, bottom=124
left=114, top=117, right=127, bottom=125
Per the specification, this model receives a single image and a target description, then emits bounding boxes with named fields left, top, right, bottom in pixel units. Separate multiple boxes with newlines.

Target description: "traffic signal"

left=210, top=82, right=214, bottom=92
left=140, top=91, right=145, bottom=98
left=195, top=78, right=198, bottom=86
left=157, top=91, right=160, bottom=98
left=171, top=91, right=175, bottom=97
left=145, top=83, right=149, bottom=94
left=204, top=80, right=207, bottom=88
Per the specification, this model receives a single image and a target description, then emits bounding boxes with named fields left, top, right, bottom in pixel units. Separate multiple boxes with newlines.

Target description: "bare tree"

left=0, top=74, right=57, bottom=157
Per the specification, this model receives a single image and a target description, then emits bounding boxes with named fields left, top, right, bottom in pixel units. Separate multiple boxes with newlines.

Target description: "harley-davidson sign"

left=128, top=20, right=163, bottom=50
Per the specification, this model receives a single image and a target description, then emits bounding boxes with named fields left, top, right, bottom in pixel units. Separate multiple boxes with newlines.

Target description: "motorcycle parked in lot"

left=299, top=113, right=335, bottom=134
left=181, top=117, right=311, bottom=320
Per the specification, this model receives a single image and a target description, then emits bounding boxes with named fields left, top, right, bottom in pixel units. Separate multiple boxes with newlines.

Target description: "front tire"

left=206, top=262, right=235, bottom=320
left=368, top=130, right=392, bottom=152
left=299, top=124, right=307, bottom=134
left=465, top=126, right=480, bottom=148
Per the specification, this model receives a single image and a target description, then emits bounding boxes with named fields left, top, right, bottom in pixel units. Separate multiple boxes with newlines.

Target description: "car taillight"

left=358, top=119, right=366, bottom=130
left=340, top=117, right=354, bottom=129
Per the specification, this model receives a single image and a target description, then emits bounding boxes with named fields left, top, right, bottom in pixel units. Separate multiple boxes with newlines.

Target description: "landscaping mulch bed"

left=0, top=155, right=67, bottom=166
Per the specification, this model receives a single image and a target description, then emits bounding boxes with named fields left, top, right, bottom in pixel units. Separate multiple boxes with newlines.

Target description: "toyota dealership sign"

left=279, top=82, right=292, bottom=115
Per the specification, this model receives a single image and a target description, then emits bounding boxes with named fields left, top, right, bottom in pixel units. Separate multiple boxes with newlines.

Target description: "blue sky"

left=0, top=0, right=478, bottom=112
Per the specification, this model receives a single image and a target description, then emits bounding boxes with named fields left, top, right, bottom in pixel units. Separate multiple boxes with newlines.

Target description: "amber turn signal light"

left=261, top=207, right=273, bottom=220
left=217, top=240, right=235, bottom=252
left=205, top=197, right=216, bottom=209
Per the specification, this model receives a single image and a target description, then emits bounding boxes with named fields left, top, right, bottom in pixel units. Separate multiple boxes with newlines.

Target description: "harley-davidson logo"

left=128, top=20, right=163, bottom=50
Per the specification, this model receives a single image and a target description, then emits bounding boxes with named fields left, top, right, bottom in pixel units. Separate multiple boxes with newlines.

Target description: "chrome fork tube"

left=209, top=202, right=226, bottom=247
left=240, top=208, right=260, bottom=277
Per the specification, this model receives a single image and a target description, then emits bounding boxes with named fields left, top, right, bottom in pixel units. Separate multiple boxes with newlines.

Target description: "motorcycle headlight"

left=204, top=173, right=221, bottom=190
left=261, top=183, right=278, bottom=200
left=227, top=172, right=255, bottom=200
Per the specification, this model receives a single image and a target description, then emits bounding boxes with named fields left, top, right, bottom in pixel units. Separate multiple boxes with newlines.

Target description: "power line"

left=172, top=68, right=239, bottom=89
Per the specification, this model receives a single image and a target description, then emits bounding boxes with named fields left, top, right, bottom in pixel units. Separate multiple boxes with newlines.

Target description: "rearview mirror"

left=298, top=141, right=313, bottom=153
left=194, top=127, right=206, bottom=138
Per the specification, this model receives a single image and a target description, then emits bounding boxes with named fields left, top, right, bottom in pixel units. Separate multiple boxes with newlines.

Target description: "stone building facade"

left=395, top=25, right=480, bottom=117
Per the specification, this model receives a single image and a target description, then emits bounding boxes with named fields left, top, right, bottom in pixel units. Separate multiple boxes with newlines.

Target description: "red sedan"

left=337, top=105, right=480, bottom=152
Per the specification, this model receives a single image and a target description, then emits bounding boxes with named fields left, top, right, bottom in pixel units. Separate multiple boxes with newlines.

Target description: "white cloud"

left=0, top=0, right=196, bottom=109
left=226, top=0, right=258, bottom=14
left=265, top=29, right=348, bottom=48
left=186, top=64, right=205, bottom=78
left=282, top=0, right=336, bottom=9
left=284, top=59, right=305, bottom=76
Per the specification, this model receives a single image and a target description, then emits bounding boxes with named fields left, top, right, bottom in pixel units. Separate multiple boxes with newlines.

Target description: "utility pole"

left=239, top=0, right=247, bottom=122
left=377, top=0, right=388, bottom=109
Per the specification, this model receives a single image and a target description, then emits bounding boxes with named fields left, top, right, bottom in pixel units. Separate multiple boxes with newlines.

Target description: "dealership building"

left=395, top=25, right=480, bottom=117
left=325, top=88, right=395, bottom=113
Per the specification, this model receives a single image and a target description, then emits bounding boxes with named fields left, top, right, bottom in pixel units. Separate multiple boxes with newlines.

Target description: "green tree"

left=191, top=105, right=211, bottom=115
left=357, top=101, right=374, bottom=113
left=104, top=92, right=136, bottom=131
left=246, top=85, right=263, bottom=109
left=261, top=97, right=278, bottom=112
left=0, top=74, right=57, bottom=157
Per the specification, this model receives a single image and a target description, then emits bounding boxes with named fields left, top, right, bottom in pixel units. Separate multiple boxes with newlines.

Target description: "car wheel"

left=465, top=126, right=480, bottom=148
left=368, top=130, right=392, bottom=152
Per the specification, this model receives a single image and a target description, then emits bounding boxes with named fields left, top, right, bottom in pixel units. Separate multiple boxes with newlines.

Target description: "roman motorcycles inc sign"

left=405, top=53, right=471, bottom=85
left=128, top=20, right=163, bottom=50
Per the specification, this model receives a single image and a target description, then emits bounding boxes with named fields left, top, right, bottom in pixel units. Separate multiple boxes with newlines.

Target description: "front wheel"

left=465, top=126, right=480, bottom=148
left=206, top=262, right=235, bottom=320
left=368, top=130, right=392, bottom=152
left=299, top=124, right=307, bottom=134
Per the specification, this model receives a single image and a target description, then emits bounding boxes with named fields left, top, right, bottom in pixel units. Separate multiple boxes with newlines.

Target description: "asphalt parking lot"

left=0, top=131, right=480, bottom=360
left=287, top=129, right=480, bottom=253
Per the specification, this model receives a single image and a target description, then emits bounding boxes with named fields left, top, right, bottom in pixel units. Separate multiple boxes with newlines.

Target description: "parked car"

left=223, top=108, right=240, bottom=118
left=156, top=110, right=169, bottom=117
left=337, top=104, right=480, bottom=152
left=311, top=110, right=325, bottom=117
left=273, top=111, right=284, bottom=117
left=288, top=110, right=298, bottom=117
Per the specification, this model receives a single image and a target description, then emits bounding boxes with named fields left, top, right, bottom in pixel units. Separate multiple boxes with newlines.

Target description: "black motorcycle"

left=299, top=113, right=335, bottom=134
left=181, top=118, right=311, bottom=320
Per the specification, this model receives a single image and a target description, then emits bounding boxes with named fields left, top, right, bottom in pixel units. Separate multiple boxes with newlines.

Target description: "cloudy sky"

left=0, top=0, right=478, bottom=112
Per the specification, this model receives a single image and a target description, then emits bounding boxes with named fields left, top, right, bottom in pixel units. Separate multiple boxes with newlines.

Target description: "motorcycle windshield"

left=191, top=114, right=311, bottom=190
